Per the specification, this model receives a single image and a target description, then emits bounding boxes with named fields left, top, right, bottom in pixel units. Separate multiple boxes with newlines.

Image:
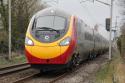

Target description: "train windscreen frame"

left=31, top=15, right=69, bottom=43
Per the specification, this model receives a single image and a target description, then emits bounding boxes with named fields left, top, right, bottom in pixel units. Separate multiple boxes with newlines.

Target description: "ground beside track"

left=0, top=51, right=119, bottom=83
left=0, top=54, right=27, bottom=68
left=54, top=53, right=109, bottom=83
left=95, top=49, right=125, bottom=83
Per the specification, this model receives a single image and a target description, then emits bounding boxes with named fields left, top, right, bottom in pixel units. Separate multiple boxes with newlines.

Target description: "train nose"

left=28, top=45, right=61, bottom=59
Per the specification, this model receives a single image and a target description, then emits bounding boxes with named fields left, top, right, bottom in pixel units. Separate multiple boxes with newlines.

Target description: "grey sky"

left=42, top=0, right=121, bottom=39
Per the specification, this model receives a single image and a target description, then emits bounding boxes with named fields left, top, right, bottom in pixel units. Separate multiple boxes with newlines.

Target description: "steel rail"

left=13, top=72, right=39, bottom=83
left=0, top=63, right=30, bottom=76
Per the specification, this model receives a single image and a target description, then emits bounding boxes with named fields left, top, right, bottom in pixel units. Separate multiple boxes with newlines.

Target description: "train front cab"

left=25, top=15, right=77, bottom=71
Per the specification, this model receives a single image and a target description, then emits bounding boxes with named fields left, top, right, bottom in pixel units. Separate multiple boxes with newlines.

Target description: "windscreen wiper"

left=36, top=27, right=59, bottom=33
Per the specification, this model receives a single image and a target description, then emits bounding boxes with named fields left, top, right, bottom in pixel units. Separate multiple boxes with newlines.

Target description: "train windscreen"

left=32, top=16, right=68, bottom=43
left=36, top=16, right=66, bottom=30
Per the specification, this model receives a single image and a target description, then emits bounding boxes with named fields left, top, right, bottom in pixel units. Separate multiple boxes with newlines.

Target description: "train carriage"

left=25, top=7, right=108, bottom=71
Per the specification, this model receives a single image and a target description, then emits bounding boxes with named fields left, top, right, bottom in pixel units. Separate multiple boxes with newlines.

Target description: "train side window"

left=85, top=32, right=93, bottom=41
left=97, top=36, right=100, bottom=42
left=85, top=33, right=87, bottom=40
left=94, top=36, right=97, bottom=42
left=77, top=20, right=81, bottom=34
left=76, top=19, right=82, bottom=43
left=95, top=36, right=100, bottom=42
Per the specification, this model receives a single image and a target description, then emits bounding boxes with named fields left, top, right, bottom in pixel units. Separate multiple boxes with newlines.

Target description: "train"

left=25, top=7, right=109, bottom=71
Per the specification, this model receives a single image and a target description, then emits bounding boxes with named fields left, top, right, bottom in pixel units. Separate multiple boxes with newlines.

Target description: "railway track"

left=0, top=53, right=108, bottom=83
left=13, top=72, right=39, bottom=83
left=12, top=64, right=83, bottom=83
left=49, top=73, right=67, bottom=83
left=1, top=56, right=105, bottom=83
left=0, top=63, right=30, bottom=76
left=13, top=71, right=68, bottom=83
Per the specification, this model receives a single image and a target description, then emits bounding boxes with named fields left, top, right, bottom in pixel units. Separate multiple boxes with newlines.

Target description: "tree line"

left=117, top=0, right=125, bottom=58
left=0, top=0, right=46, bottom=53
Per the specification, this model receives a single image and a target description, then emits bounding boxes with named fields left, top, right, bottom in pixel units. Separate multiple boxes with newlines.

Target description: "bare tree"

left=0, top=0, right=8, bottom=31
left=119, top=0, right=125, bottom=35
left=11, top=0, right=46, bottom=51
left=121, top=23, right=125, bottom=35
left=0, top=0, right=46, bottom=53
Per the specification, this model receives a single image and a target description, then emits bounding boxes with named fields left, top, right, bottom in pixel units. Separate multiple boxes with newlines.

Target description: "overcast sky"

left=42, top=0, right=121, bottom=39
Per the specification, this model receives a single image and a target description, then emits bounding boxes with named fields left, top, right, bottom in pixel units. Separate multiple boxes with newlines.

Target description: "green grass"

left=0, top=55, right=27, bottom=68
left=96, top=62, right=113, bottom=80
left=95, top=50, right=125, bottom=83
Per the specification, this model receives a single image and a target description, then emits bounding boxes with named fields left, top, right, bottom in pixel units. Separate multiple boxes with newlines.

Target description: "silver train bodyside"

left=75, top=18, right=109, bottom=62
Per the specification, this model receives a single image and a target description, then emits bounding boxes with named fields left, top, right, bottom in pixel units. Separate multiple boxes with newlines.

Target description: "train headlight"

left=25, top=37, right=34, bottom=46
left=59, top=37, right=71, bottom=46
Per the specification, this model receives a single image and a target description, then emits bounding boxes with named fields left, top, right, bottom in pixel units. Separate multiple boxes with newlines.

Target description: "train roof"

left=34, top=7, right=71, bottom=19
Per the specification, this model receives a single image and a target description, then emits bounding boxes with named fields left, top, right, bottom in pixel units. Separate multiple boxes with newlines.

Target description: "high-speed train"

left=25, top=7, right=109, bottom=71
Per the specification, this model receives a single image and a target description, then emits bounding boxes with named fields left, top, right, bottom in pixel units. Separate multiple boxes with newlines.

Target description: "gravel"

left=55, top=53, right=108, bottom=83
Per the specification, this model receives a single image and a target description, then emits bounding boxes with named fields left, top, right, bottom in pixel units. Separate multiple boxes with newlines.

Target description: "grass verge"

left=95, top=50, right=125, bottom=83
left=0, top=54, right=27, bottom=68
